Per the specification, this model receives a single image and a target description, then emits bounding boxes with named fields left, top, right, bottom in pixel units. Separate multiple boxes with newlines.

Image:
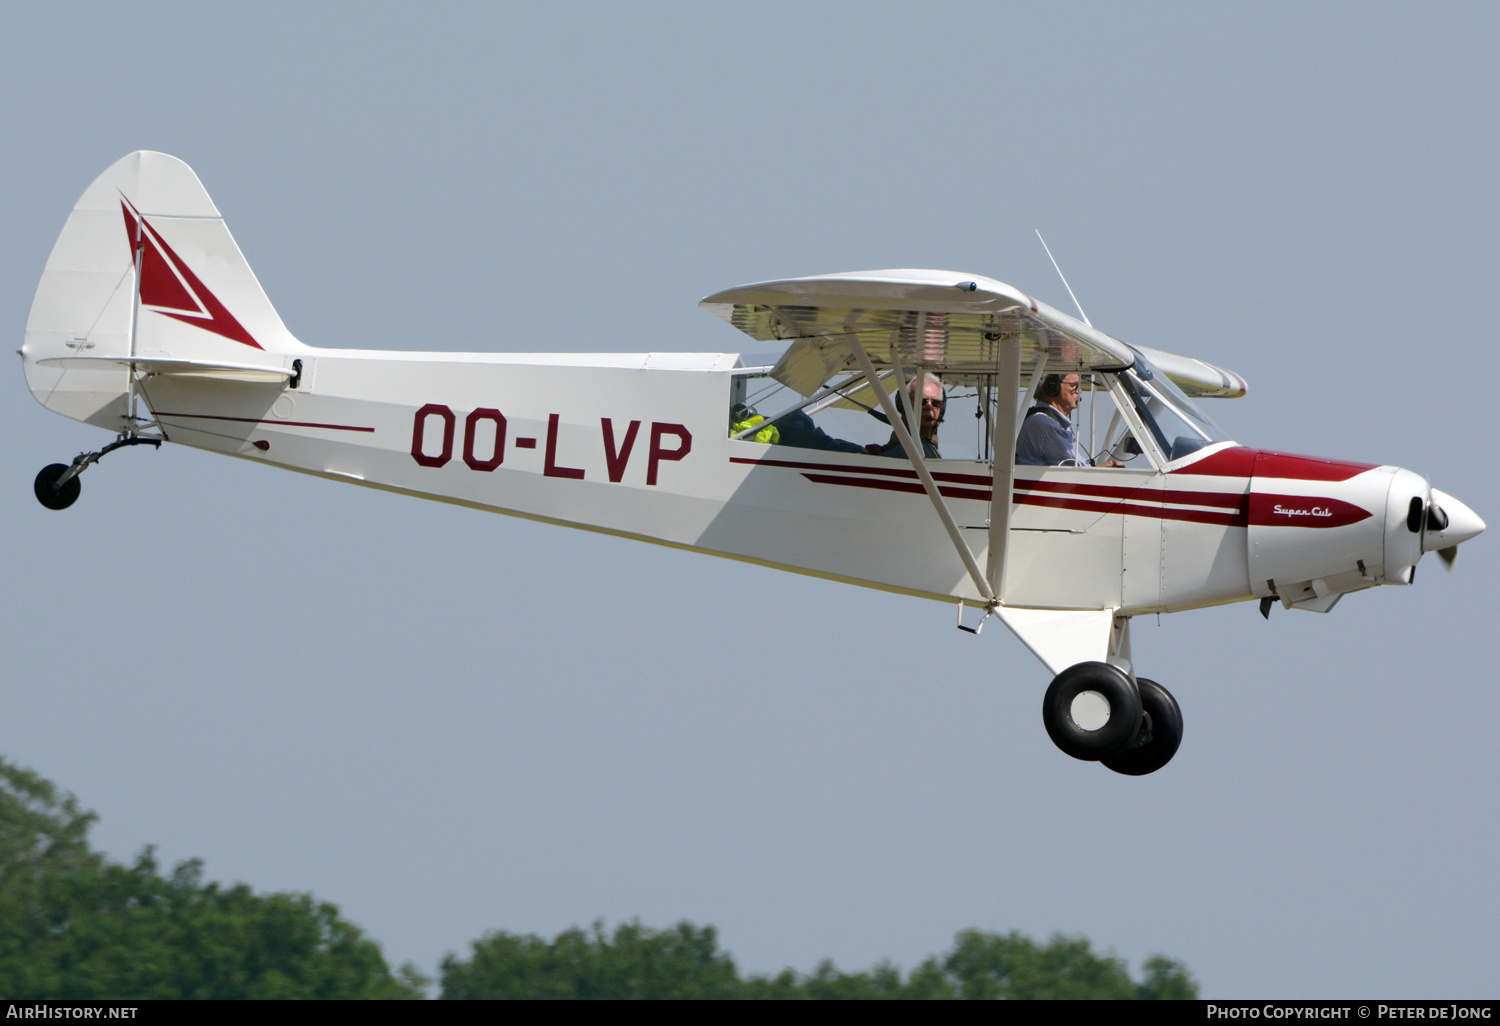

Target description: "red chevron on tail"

left=121, top=197, right=261, bottom=350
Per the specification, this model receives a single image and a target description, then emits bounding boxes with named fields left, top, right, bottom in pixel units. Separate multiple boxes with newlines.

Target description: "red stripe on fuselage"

left=1016, top=477, right=1248, bottom=510
left=155, top=411, right=375, bottom=433
left=799, top=473, right=1251, bottom=526
left=730, top=455, right=990, bottom=486
left=1014, top=492, right=1248, bottom=527
left=800, top=473, right=991, bottom=501
left=738, top=449, right=1370, bottom=527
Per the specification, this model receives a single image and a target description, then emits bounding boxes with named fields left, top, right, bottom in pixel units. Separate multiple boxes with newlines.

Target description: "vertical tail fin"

left=21, top=151, right=305, bottom=429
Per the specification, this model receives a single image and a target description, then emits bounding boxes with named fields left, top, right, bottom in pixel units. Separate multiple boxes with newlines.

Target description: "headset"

left=1036, top=373, right=1064, bottom=401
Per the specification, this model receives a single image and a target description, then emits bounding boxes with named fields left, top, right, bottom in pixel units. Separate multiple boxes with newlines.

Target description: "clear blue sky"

left=2, top=2, right=1495, bottom=997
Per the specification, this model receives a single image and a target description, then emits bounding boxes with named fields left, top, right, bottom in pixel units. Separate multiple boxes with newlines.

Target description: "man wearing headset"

left=877, top=375, right=945, bottom=460
left=1016, top=373, right=1121, bottom=467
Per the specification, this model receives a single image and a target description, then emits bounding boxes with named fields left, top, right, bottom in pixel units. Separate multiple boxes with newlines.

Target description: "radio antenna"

left=1035, top=230, right=1091, bottom=327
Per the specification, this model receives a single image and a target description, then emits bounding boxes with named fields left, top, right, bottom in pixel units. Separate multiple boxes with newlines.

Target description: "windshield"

left=1118, top=356, right=1227, bottom=462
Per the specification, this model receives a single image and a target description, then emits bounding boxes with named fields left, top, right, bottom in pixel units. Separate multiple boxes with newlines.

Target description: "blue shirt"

left=1015, top=405, right=1079, bottom=466
left=879, top=435, right=941, bottom=460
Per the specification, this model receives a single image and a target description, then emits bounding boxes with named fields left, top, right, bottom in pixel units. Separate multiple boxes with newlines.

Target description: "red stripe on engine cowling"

left=1186, top=447, right=1377, bottom=482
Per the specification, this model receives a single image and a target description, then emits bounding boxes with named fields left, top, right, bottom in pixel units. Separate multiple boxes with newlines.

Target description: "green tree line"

left=440, top=921, right=1197, bottom=999
left=0, top=757, right=1196, bottom=999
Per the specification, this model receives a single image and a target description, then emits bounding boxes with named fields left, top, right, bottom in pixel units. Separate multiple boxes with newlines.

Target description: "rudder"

left=21, top=151, right=305, bottom=430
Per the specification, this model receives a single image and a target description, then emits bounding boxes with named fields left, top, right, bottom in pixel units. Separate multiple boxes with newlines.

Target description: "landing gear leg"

left=33, top=435, right=162, bottom=511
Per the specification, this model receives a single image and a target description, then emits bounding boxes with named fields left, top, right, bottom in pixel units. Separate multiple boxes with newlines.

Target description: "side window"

left=729, top=367, right=885, bottom=456
left=729, top=367, right=963, bottom=459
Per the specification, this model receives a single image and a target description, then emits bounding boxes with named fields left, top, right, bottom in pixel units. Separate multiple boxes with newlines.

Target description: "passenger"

left=1016, top=373, right=1120, bottom=467
left=730, top=402, right=871, bottom=454
left=729, top=404, right=781, bottom=444
left=876, top=375, right=944, bottom=460
left=775, top=409, right=870, bottom=454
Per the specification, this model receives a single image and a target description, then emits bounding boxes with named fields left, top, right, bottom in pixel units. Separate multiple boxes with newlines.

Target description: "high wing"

left=699, top=269, right=1245, bottom=399
left=700, top=269, right=1130, bottom=396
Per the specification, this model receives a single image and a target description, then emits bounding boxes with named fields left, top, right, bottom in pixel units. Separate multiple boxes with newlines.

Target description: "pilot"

left=877, top=375, right=945, bottom=460
left=1016, top=373, right=1120, bottom=467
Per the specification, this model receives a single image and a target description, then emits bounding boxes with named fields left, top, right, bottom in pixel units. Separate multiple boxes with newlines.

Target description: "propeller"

left=1422, top=488, right=1484, bottom=572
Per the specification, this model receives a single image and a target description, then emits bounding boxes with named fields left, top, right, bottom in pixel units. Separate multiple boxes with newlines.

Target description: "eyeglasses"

left=1059, top=380, right=1081, bottom=392
left=920, top=398, right=944, bottom=407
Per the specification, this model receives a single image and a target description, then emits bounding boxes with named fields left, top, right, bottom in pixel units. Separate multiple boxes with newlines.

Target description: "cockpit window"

left=730, top=353, right=1230, bottom=469
left=730, top=367, right=890, bottom=456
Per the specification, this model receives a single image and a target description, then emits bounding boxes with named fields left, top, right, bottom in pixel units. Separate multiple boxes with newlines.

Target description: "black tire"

left=34, top=464, right=81, bottom=511
left=1102, top=678, right=1183, bottom=776
left=1042, top=661, right=1142, bottom=761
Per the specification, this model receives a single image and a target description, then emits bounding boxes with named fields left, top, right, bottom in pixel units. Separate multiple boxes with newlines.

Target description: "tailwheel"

left=31, top=435, right=162, bottom=511
left=1042, top=661, right=1142, bottom=761
left=1101, top=678, right=1183, bottom=776
left=34, top=464, right=81, bottom=511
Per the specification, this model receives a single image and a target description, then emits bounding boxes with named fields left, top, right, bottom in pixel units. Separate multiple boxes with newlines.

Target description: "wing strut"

left=987, top=336, right=1022, bottom=599
left=844, top=335, right=996, bottom=605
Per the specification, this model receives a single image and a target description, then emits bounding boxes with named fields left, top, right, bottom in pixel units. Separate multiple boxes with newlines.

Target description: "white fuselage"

left=125, top=346, right=1418, bottom=616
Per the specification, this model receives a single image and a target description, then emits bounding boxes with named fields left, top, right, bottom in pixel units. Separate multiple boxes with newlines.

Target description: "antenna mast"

left=1035, top=230, right=1091, bottom=327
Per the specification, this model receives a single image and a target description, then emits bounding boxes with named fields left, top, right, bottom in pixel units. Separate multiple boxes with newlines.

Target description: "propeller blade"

left=1439, top=545, right=1459, bottom=570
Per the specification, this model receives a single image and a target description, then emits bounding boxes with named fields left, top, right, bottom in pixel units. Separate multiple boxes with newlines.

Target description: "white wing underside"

left=701, top=269, right=1246, bottom=399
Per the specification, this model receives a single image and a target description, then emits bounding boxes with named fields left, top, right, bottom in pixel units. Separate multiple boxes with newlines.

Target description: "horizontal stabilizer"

left=36, top=355, right=295, bottom=384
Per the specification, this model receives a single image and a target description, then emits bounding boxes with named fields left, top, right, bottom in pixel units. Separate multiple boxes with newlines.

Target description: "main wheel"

left=1102, top=678, right=1183, bottom=776
left=34, top=464, right=81, bottom=511
left=1042, top=661, right=1142, bottom=761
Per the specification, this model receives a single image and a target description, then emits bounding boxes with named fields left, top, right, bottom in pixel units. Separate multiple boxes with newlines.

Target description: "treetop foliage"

left=0, top=757, right=424, bottom=999
left=1, top=756, right=1197, bottom=999
left=440, top=920, right=1199, bottom=1000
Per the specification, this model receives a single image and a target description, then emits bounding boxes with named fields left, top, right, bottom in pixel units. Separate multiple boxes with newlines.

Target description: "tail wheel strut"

left=33, top=435, right=162, bottom=511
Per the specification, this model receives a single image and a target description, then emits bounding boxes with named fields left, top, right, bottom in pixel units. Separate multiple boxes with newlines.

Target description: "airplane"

left=20, top=151, right=1485, bottom=776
